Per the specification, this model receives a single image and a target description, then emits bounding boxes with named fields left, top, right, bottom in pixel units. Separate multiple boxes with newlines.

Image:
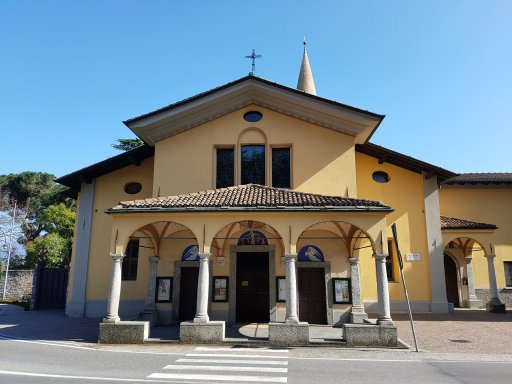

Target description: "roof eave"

left=106, top=206, right=393, bottom=215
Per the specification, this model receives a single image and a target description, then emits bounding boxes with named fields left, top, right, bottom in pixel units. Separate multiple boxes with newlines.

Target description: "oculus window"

left=243, top=111, right=263, bottom=122
left=241, top=145, right=265, bottom=185
left=124, top=182, right=142, bottom=194
left=272, top=147, right=290, bottom=188
left=216, top=148, right=234, bottom=188
left=122, top=239, right=139, bottom=281
left=372, top=171, right=389, bottom=183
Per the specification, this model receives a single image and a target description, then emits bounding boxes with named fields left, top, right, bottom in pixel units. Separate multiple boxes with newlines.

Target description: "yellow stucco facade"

left=60, top=75, right=511, bottom=324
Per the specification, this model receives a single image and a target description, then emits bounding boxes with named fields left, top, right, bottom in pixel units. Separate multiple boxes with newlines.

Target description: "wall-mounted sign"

left=212, top=277, right=229, bottom=302
left=298, top=245, right=324, bottom=262
left=155, top=277, right=172, bottom=303
left=181, top=245, right=199, bottom=261
left=276, top=276, right=286, bottom=302
left=406, top=253, right=420, bottom=262
left=332, top=278, right=352, bottom=304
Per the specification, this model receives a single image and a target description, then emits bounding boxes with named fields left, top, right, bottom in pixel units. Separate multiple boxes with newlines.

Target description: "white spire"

left=297, top=38, right=316, bottom=95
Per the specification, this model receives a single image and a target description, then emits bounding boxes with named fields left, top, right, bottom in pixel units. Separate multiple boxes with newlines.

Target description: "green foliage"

left=0, top=172, right=74, bottom=244
left=112, top=138, right=144, bottom=152
left=26, top=233, right=70, bottom=268
left=0, top=172, right=76, bottom=268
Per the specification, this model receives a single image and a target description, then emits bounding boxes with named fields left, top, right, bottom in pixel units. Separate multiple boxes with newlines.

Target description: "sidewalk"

left=1, top=303, right=511, bottom=354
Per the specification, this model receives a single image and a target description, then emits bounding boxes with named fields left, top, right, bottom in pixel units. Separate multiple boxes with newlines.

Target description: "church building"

left=57, top=45, right=511, bottom=345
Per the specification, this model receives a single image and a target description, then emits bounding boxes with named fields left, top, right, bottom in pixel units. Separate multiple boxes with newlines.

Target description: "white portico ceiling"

left=124, top=76, right=384, bottom=146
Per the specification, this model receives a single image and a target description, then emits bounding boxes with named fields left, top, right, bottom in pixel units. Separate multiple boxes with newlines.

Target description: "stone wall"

left=0, top=270, right=34, bottom=301
left=475, top=288, right=512, bottom=308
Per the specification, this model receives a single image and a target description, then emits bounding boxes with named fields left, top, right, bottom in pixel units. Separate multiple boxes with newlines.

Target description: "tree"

left=0, top=172, right=76, bottom=268
left=112, top=138, right=143, bottom=152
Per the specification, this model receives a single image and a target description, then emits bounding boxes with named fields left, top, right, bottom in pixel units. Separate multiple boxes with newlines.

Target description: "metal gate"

left=35, top=268, right=69, bottom=310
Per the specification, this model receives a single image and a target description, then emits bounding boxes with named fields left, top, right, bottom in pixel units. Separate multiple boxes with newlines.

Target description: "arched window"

left=122, top=239, right=139, bottom=281
left=238, top=230, right=268, bottom=245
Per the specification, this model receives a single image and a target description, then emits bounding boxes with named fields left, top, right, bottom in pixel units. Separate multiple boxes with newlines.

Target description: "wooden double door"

left=298, top=267, right=327, bottom=324
left=236, top=252, right=270, bottom=323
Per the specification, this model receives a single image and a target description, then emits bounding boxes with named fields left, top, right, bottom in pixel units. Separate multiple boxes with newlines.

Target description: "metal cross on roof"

left=245, top=49, right=262, bottom=75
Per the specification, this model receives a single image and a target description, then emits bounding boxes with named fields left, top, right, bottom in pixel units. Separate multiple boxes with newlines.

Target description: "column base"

left=350, top=311, right=369, bottom=324
left=269, top=322, right=309, bottom=346
left=180, top=321, right=225, bottom=343
left=377, top=318, right=394, bottom=326
left=139, top=310, right=158, bottom=326
left=486, top=300, right=506, bottom=313
left=193, top=315, right=209, bottom=323
left=102, top=315, right=120, bottom=324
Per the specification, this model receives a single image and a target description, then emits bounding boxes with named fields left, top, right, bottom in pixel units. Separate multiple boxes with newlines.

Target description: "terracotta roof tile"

left=111, top=184, right=391, bottom=212
left=441, top=215, right=497, bottom=230
left=443, top=173, right=512, bottom=185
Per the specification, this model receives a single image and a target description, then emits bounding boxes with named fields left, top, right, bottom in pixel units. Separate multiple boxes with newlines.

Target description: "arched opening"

left=211, top=220, right=284, bottom=324
left=128, top=221, right=199, bottom=324
left=444, top=253, right=460, bottom=308
left=296, top=221, right=374, bottom=325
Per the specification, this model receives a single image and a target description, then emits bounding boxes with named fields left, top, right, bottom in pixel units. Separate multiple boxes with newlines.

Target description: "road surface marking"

left=186, top=352, right=288, bottom=359
left=164, top=364, right=287, bottom=373
left=195, top=347, right=289, bottom=353
left=176, top=358, right=288, bottom=365
left=148, top=372, right=287, bottom=382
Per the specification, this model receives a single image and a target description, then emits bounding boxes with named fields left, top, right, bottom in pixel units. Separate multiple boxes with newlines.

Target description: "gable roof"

left=356, top=142, right=456, bottom=182
left=442, top=173, right=512, bottom=187
left=441, top=215, right=497, bottom=230
left=124, top=75, right=385, bottom=145
left=108, top=184, right=392, bottom=214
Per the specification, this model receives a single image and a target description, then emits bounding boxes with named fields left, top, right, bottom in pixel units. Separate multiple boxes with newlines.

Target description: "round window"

left=372, top=171, right=389, bottom=183
left=243, top=111, right=263, bottom=122
left=124, top=182, right=142, bottom=194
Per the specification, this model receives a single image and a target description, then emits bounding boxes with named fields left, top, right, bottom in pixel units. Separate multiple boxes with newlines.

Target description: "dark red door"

left=236, top=252, right=269, bottom=323
left=179, top=267, right=199, bottom=322
left=444, top=254, right=460, bottom=307
left=298, top=268, right=327, bottom=324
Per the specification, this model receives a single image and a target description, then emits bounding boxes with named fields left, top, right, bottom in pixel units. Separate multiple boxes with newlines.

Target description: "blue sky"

left=1, top=1, right=511, bottom=177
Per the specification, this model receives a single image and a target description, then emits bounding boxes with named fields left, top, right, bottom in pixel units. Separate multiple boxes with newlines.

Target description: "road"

left=1, top=336, right=512, bottom=383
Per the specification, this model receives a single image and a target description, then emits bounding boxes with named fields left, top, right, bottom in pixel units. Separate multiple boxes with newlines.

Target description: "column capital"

left=349, top=257, right=360, bottom=266
left=464, top=256, right=473, bottom=264
left=110, top=253, right=125, bottom=261
left=486, top=254, right=496, bottom=259
left=149, top=256, right=159, bottom=263
left=198, top=252, right=211, bottom=260
left=373, top=253, right=389, bottom=262
left=284, top=253, right=298, bottom=261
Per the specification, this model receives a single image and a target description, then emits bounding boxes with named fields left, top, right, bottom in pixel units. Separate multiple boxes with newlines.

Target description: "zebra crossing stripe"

left=148, top=372, right=287, bottom=382
left=176, top=358, right=288, bottom=365
left=163, top=364, right=287, bottom=373
left=195, top=347, right=289, bottom=353
left=186, top=352, right=289, bottom=359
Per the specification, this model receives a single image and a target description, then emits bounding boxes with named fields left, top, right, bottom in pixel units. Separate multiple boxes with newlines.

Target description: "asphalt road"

left=1, top=337, right=512, bottom=384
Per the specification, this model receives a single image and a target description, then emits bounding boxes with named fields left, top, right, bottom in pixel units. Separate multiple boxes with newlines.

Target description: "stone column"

left=143, top=256, right=159, bottom=312
left=285, top=253, right=299, bottom=323
left=374, top=253, right=393, bottom=325
left=485, top=254, right=505, bottom=312
left=194, top=252, right=211, bottom=323
left=349, top=257, right=368, bottom=323
left=103, top=253, right=125, bottom=323
left=465, top=256, right=481, bottom=308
